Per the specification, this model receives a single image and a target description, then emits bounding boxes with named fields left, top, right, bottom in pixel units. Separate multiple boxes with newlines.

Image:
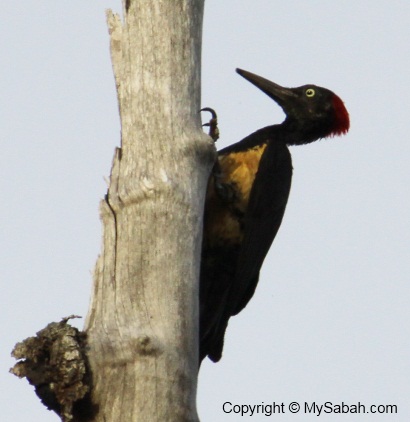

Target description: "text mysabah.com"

left=222, top=401, right=397, bottom=417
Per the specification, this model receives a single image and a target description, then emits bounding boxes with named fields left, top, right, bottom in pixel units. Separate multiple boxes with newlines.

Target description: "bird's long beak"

left=236, top=68, right=297, bottom=109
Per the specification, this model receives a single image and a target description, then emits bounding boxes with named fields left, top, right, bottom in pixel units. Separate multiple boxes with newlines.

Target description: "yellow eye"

left=305, top=88, right=315, bottom=98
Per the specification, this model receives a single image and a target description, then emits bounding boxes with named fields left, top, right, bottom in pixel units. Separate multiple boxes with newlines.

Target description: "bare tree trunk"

left=83, top=1, right=213, bottom=420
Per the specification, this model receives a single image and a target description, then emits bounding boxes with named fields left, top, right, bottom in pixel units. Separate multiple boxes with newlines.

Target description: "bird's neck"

left=219, top=125, right=282, bottom=155
left=280, top=118, right=332, bottom=146
left=220, top=119, right=329, bottom=156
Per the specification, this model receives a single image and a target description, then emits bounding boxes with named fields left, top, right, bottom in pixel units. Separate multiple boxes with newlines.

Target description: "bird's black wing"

left=202, top=140, right=293, bottom=362
left=231, top=140, right=293, bottom=315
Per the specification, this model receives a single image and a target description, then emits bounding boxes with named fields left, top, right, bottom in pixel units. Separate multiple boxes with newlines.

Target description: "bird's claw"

left=214, top=179, right=236, bottom=203
left=200, top=107, right=220, bottom=142
left=210, top=160, right=236, bottom=204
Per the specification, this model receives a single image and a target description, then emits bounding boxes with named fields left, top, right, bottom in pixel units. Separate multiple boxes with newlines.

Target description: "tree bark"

left=83, top=1, right=213, bottom=421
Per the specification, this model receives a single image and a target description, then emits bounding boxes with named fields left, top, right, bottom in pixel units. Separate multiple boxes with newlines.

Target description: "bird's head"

left=236, top=68, right=350, bottom=145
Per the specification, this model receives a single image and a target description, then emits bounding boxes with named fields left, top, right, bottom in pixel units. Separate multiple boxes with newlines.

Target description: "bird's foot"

left=214, top=178, right=236, bottom=203
left=211, top=162, right=236, bottom=203
left=200, top=107, right=220, bottom=142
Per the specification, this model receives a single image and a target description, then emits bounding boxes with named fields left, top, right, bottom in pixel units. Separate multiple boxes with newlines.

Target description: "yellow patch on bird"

left=203, top=143, right=267, bottom=248
left=219, top=144, right=267, bottom=206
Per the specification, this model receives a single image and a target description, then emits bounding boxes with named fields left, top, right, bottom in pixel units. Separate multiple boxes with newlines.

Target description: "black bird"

left=200, top=68, right=349, bottom=363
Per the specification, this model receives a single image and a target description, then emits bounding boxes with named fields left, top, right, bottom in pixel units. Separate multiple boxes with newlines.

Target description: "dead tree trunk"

left=83, top=1, right=213, bottom=420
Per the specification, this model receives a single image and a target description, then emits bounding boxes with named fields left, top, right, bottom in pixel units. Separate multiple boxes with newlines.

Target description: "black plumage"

left=199, top=69, right=350, bottom=363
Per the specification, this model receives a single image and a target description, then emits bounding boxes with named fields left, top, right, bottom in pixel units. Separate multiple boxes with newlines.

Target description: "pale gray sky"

left=2, top=1, right=409, bottom=421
